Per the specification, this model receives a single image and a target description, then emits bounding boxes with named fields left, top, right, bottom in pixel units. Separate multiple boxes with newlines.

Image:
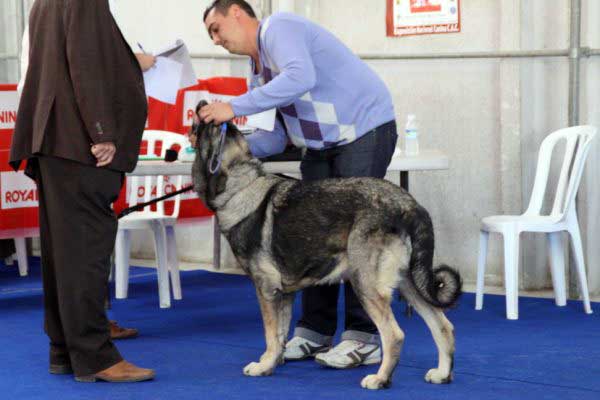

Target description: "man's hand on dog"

left=198, top=102, right=234, bottom=124
left=91, top=142, right=116, bottom=167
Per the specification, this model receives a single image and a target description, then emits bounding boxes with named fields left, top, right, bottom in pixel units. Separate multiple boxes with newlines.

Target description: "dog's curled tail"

left=405, top=205, right=462, bottom=309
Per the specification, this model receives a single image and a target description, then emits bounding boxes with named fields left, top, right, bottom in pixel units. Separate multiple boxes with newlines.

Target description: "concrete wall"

left=1, top=0, right=598, bottom=294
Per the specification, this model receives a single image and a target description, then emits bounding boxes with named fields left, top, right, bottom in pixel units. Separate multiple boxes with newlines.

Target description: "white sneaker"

left=315, top=340, right=381, bottom=369
left=284, top=336, right=331, bottom=361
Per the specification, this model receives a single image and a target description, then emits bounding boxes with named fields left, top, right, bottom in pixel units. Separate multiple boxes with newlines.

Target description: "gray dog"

left=191, top=107, right=462, bottom=390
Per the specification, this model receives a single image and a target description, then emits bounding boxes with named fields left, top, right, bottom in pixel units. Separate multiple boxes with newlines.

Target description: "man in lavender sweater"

left=200, top=0, right=398, bottom=369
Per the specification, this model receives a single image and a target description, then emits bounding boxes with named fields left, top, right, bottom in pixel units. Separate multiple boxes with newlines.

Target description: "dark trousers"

left=35, top=156, right=123, bottom=376
left=0, top=239, right=16, bottom=259
left=296, top=120, right=398, bottom=336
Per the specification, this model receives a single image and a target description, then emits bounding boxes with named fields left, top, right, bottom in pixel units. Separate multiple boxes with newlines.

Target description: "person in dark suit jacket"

left=10, top=0, right=154, bottom=383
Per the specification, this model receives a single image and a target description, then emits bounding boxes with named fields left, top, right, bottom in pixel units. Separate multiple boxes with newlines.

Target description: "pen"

left=137, top=42, right=147, bottom=54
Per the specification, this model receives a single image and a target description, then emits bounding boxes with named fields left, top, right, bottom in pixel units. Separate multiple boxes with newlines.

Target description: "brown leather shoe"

left=75, top=360, right=155, bottom=383
left=109, top=320, right=139, bottom=340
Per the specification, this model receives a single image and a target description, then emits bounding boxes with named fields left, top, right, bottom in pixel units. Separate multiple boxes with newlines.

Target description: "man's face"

left=205, top=6, right=246, bottom=55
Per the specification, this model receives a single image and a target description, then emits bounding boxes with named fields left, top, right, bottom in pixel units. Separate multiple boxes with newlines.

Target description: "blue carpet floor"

left=1, top=257, right=599, bottom=400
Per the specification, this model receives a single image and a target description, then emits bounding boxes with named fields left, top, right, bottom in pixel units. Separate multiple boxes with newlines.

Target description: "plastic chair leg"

left=475, top=230, right=489, bottom=310
left=14, top=238, right=28, bottom=277
left=166, top=225, right=182, bottom=300
left=152, top=222, right=171, bottom=309
left=108, top=252, right=115, bottom=282
left=503, top=231, right=520, bottom=320
left=547, top=232, right=567, bottom=306
left=568, top=224, right=593, bottom=314
left=213, top=216, right=221, bottom=270
left=115, top=230, right=131, bottom=299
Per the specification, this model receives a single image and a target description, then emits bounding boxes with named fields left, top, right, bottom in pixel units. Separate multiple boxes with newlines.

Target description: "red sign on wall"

left=386, top=0, right=461, bottom=37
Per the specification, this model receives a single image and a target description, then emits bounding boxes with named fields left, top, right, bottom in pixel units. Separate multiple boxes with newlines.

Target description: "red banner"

left=1, top=77, right=248, bottom=231
left=0, top=84, right=40, bottom=231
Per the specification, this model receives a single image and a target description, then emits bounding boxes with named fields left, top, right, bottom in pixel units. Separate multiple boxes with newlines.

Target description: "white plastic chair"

left=476, top=125, right=597, bottom=320
left=115, top=130, right=189, bottom=308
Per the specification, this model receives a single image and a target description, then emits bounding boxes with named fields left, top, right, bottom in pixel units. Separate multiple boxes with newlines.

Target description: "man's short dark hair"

left=203, top=0, right=257, bottom=22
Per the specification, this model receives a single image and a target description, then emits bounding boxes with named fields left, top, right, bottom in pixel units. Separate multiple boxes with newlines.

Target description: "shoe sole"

left=75, top=373, right=155, bottom=383
left=49, top=364, right=73, bottom=375
left=314, top=356, right=382, bottom=369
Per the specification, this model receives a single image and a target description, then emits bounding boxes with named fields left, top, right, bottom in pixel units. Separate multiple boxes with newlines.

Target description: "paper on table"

left=245, top=108, right=276, bottom=132
left=143, top=56, right=183, bottom=105
left=155, top=39, right=197, bottom=89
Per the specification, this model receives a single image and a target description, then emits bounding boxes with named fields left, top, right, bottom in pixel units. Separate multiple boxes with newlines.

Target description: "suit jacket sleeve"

left=64, top=0, right=121, bottom=144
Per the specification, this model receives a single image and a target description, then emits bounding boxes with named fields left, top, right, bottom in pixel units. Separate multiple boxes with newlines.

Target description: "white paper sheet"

left=155, top=39, right=197, bottom=89
left=143, top=57, right=183, bottom=104
left=245, top=108, right=276, bottom=132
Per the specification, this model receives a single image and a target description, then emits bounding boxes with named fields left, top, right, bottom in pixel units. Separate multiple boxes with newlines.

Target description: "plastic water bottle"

left=404, top=114, right=419, bottom=156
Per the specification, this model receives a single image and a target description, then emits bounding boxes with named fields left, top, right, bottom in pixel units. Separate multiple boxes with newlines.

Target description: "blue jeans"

left=295, top=120, right=398, bottom=342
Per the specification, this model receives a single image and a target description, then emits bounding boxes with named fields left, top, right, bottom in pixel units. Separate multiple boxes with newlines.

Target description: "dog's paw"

left=258, top=353, right=284, bottom=366
left=360, top=374, right=391, bottom=390
left=425, top=368, right=452, bottom=384
left=243, top=362, right=273, bottom=377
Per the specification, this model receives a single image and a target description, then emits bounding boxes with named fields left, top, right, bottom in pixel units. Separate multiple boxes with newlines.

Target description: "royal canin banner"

left=0, top=84, right=39, bottom=231
left=1, top=77, right=248, bottom=231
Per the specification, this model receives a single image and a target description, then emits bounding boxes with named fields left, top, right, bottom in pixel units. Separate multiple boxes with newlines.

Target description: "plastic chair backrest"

left=524, top=125, right=597, bottom=220
left=128, top=130, right=191, bottom=217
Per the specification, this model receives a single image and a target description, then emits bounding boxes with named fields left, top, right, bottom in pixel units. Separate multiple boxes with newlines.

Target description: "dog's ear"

left=191, top=118, right=214, bottom=205
left=192, top=122, right=227, bottom=209
left=206, top=123, right=224, bottom=165
left=220, top=122, right=253, bottom=164
left=230, top=123, right=252, bottom=157
left=195, top=100, right=209, bottom=112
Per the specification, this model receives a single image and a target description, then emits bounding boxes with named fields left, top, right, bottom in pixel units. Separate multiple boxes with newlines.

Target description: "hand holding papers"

left=155, top=40, right=198, bottom=89
left=141, top=39, right=197, bottom=104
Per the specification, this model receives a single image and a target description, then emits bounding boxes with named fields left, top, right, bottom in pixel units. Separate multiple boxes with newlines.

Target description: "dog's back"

left=265, top=176, right=461, bottom=308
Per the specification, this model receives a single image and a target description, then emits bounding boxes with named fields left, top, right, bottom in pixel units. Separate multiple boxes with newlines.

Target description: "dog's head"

left=190, top=100, right=253, bottom=209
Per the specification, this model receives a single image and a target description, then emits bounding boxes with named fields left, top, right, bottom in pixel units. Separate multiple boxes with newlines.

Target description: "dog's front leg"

left=278, top=293, right=295, bottom=345
left=244, top=287, right=282, bottom=377
left=276, top=293, right=295, bottom=364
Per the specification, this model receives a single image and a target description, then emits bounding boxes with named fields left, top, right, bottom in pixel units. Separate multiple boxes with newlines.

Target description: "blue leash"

left=209, top=123, right=228, bottom=174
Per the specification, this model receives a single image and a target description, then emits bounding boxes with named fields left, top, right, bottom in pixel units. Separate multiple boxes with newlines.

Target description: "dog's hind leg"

left=346, top=232, right=406, bottom=389
left=244, top=286, right=283, bottom=377
left=346, top=230, right=411, bottom=389
left=349, top=273, right=404, bottom=390
left=398, top=279, right=455, bottom=384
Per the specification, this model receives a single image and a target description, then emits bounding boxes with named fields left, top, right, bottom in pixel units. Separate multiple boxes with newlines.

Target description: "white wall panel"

left=2, top=1, right=598, bottom=294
